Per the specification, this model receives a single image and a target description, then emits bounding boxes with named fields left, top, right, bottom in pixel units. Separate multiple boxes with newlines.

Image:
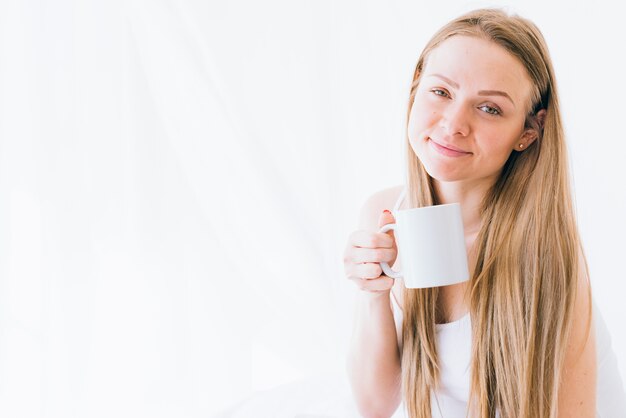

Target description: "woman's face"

left=408, top=35, right=537, bottom=184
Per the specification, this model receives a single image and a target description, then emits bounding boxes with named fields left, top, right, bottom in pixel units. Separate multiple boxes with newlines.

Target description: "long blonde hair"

left=401, top=8, right=589, bottom=418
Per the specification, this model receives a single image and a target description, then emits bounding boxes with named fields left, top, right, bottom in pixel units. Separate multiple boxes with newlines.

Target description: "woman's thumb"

left=378, top=209, right=396, bottom=230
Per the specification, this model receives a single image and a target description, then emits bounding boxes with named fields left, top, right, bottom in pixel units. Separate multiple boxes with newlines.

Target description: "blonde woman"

left=343, top=8, right=626, bottom=418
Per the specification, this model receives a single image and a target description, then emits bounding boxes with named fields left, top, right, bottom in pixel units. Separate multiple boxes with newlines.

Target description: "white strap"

left=392, top=187, right=406, bottom=213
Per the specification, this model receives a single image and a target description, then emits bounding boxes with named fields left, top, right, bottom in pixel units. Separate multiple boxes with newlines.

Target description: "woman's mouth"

left=428, top=138, right=472, bottom=157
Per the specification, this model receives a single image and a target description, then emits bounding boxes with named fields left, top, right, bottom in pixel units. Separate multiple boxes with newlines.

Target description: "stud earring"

left=518, top=143, right=524, bottom=149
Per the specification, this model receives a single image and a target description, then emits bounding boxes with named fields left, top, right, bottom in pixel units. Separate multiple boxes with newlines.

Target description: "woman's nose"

left=440, top=102, right=471, bottom=137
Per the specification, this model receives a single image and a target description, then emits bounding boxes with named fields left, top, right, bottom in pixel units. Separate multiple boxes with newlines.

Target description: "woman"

left=343, top=8, right=625, bottom=418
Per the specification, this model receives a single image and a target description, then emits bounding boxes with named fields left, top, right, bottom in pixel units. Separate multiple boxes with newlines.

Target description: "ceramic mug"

left=379, top=203, right=469, bottom=288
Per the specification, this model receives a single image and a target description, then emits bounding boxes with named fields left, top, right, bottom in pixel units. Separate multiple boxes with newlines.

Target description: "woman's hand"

left=345, top=203, right=403, bottom=418
left=343, top=210, right=398, bottom=294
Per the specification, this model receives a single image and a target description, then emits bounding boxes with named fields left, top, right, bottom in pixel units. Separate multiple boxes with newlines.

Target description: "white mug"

left=379, top=203, right=469, bottom=288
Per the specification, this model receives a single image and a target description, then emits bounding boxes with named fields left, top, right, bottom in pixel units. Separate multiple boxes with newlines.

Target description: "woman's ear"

left=515, top=131, right=538, bottom=151
left=515, top=109, right=547, bottom=151
left=535, top=109, right=547, bottom=130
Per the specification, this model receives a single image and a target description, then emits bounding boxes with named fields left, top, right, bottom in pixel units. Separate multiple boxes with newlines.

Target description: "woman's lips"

left=428, top=138, right=472, bottom=157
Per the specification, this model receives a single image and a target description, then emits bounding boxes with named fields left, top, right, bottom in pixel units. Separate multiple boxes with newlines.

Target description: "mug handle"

left=378, top=223, right=403, bottom=279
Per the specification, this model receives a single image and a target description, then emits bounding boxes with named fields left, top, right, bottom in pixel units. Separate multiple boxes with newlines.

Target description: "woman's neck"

left=432, top=177, right=493, bottom=236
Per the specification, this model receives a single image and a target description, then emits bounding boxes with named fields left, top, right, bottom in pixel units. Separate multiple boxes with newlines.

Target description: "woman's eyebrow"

left=427, top=73, right=516, bottom=108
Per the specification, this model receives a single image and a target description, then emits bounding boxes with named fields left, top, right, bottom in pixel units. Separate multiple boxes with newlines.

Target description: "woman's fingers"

left=348, top=275, right=395, bottom=292
left=348, top=247, right=397, bottom=264
left=343, top=230, right=398, bottom=293
left=345, top=262, right=383, bottom=279
left=348, top=230, right=395, bottom=249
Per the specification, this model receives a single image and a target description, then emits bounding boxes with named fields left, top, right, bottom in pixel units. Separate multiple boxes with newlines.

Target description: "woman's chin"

left=413, top=145, right=468, bottom=181
left=421, top=160, right=466, bottom=183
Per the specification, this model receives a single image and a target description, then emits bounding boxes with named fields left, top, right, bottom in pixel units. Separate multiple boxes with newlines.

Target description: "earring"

left=518, top=143, right=524, bottom=149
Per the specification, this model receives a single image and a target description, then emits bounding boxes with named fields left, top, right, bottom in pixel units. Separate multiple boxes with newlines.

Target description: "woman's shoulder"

left=357, top=184, right=405, bottom=230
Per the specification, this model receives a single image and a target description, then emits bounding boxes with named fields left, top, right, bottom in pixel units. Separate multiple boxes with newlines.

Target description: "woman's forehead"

left=422, top=35, right=533, bottom=106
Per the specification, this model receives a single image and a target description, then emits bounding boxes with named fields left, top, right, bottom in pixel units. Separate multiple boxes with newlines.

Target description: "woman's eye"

left=479, top=105, right=501, bottom=116
left=431, top=89, right=449, bottom=98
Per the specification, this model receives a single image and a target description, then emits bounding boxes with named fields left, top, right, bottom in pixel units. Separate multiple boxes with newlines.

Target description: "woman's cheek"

left=408, top=99, right=429, bottom=133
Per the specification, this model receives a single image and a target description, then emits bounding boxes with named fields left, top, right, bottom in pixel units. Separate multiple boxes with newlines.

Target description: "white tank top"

left=389, top=187, right=626, bottom=418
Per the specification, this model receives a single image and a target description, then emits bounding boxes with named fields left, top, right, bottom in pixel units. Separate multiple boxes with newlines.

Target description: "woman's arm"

left=347, top=291, right=402, bottom=418
left=557, top=254, right=597, bottom=417
left=346, top=188, right=403, bottom=418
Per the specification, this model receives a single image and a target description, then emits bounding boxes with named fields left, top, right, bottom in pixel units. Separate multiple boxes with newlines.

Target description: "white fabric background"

left=0, top=0, right=624, bottom=417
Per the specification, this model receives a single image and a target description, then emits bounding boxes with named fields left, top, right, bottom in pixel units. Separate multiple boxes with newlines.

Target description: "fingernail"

left=383, top=209, right=391, bottom=214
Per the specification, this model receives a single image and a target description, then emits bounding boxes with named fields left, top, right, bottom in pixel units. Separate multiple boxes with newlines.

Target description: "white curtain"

left=0, top=1, right=624, bottom=417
